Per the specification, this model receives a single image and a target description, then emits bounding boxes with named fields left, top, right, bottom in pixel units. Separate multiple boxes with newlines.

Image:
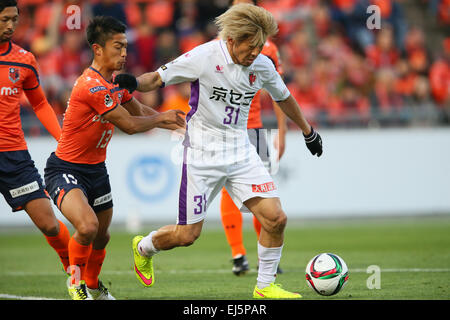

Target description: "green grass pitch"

left=0, top=215, right=449, bottom=300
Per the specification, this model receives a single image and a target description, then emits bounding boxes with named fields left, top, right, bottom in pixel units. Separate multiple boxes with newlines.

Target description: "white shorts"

left=177, top=144, right=279, bottom=225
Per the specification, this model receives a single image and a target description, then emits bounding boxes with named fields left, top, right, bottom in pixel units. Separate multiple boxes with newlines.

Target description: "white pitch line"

left=2, top=268, right=450, bottom=277
left=0, top=293, right=63, bottom=300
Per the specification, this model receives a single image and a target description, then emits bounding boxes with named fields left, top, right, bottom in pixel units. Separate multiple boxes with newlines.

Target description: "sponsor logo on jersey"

left=0, top=86, right=18, bottom=95
left=9, top=181, right=39, bottom=198
left=93, top=192, right=112, bottom=206
left=89, top=85, right=107, bottom=93
left=252, top=182, right=276, bottom=193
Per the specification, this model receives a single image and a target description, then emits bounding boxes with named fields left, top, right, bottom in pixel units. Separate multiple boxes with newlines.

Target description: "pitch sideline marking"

left=0, top=293, right=64, bottom=300
left=2, top=267, right=450, bottom=277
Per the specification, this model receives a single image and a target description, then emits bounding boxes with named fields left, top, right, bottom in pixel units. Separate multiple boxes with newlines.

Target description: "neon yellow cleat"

left=68, top=280, right=92, bottom=300
left=253, top=283, right=302, bottom=299
left=132, top=235, right=155, bottom=287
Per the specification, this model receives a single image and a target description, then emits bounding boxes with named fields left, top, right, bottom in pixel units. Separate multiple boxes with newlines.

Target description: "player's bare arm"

left=122, top=97, right=185, bottom=131
left=114, top=72, right=162, bottom=93
left=25, top=86, right=61, bottom=141
left=277, top=94, right=323, bottom=157
left=122, top=97, right=158, bottom=116
left=272, top=100, right=287, bottom=159
left=102, top=103, right=185, bottom=135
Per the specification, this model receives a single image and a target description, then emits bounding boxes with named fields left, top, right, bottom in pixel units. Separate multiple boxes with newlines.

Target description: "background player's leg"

left=85, top=207, right=112, bottom=289
left=24, top=198, right=70, bottom=271
left=220, top=188, right=246, bottom=258
left=252, top=215, right=262, bottom=239
left=220, top=187, right=249, bottom=275
left=244, top=197, right=286, bottom=289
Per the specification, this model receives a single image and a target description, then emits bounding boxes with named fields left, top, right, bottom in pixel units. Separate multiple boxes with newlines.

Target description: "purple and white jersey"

left=156, top=40, right=290, bottom=153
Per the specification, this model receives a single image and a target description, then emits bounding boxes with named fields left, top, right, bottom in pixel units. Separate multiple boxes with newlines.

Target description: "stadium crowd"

left=10, top=0, right=450, bottom=135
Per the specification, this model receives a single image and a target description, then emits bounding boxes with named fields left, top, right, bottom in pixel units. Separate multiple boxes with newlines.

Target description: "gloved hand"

left=303, top=126, right=323, bottom=157
left=113, top=73, right=138, bottom=93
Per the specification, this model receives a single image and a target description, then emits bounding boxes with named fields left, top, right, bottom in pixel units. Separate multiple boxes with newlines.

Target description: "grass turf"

left=0, top=215, right=449, bottom=300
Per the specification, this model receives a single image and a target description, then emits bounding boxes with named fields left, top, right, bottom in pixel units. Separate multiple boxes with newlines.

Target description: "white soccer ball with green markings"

left=305, top=253, right=349, bottom=296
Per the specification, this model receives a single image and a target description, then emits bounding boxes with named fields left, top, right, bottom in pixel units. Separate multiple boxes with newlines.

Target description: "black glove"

left=113, top=73, right=138, bottom=93
left=303, top=127, right=323, bottom=157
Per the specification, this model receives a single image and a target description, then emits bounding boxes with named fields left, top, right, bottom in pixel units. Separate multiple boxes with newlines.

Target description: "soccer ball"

left=305, top=253, right=349, bottom=296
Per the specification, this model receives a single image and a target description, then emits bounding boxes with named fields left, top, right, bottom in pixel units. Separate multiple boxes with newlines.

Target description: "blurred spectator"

left=371, top=68, right=406, bottom=124
left=438, top=0, right=450, bottom=25
left=281, top=28, right=312, bottom=69
left=429, top=38, right=450, bottom=121
left=394, top=59, right=418, bottom=98
left=328, top=83, right=371, bottom=126
left=155, top=29, right=179, bottom=67
left=366, top=25, right=400, bottom=69
left=330, top=0, right=374, bottom=52
left=404, top=76, right=441, bottom=126
left=403, top=26, right=430, bottom=75
left=92, top=0, right=128, bottom=26
left=130, top=23, right=157, bottom=74
left=287, top=67, right=326, bottom=126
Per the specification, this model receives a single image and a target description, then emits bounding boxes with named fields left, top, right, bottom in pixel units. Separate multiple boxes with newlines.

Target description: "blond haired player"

left=115, top=3, right=322, bottom=299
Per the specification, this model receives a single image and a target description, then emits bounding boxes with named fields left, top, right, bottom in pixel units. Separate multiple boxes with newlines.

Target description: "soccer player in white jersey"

left=115, top=3, right=323, bottom=299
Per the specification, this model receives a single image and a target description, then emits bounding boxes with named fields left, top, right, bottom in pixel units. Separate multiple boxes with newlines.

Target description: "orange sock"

left=44, top=220, right=70, bottom=272
left=252, top=215, right=262, bottom=240
left=68, top=237, right=92, bottom=286
left=85, top=248, right=106, bottom=289
left=220, top=188, right=246, bottom=258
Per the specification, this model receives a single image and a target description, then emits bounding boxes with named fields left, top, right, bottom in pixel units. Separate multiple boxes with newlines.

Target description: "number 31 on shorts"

left=193, top=194, right=207, bottom=215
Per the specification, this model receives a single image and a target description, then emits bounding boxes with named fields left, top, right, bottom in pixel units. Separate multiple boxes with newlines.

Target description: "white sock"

left=256, top=242, right=283, bottom=289
left=137, top=231, right=160, bottom=257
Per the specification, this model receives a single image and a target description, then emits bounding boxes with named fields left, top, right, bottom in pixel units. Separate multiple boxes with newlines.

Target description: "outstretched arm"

left=122, top=97, right=186, bottom=131
left=102, top=104, right=185, bottom=135
left=114, top=72, right=163, bottom=93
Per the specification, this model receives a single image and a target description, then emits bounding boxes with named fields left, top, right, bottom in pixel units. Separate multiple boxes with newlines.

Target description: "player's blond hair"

left=215, top=3, right=278, bottom=47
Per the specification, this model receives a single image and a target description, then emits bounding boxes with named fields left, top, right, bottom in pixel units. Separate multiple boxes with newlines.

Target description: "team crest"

left=9, top=67, right=19, bottom=84
left=249, top=72, right=256, bottom=86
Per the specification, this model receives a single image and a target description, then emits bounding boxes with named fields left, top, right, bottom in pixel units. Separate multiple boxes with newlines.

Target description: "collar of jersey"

left=89, top=66, right=112, bottom=84
left=218, top=40, right=234, bottom=65
left=0, top=41, right=12, bottom=56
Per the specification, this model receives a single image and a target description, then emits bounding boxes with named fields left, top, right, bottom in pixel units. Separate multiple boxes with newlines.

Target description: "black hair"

left=86, top=16, right=126, bottom=47
left=0, top=0, right=17, bottom=13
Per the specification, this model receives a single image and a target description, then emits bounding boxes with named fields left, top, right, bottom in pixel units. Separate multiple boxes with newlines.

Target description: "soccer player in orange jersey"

left=44, top=16, right=185, bottom=300
left=0, top=0, right=71, bottom=273
left=220, top=0, right=287, bottom=276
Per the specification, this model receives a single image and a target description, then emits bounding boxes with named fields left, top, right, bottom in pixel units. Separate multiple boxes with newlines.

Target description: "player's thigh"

left=244, top=196, right=286, bottom=233
left=60, top=188, right=98, bottom=235
left=23, top=197, right=59, bottom=236
left=178, top=148, right=226, bottom=225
